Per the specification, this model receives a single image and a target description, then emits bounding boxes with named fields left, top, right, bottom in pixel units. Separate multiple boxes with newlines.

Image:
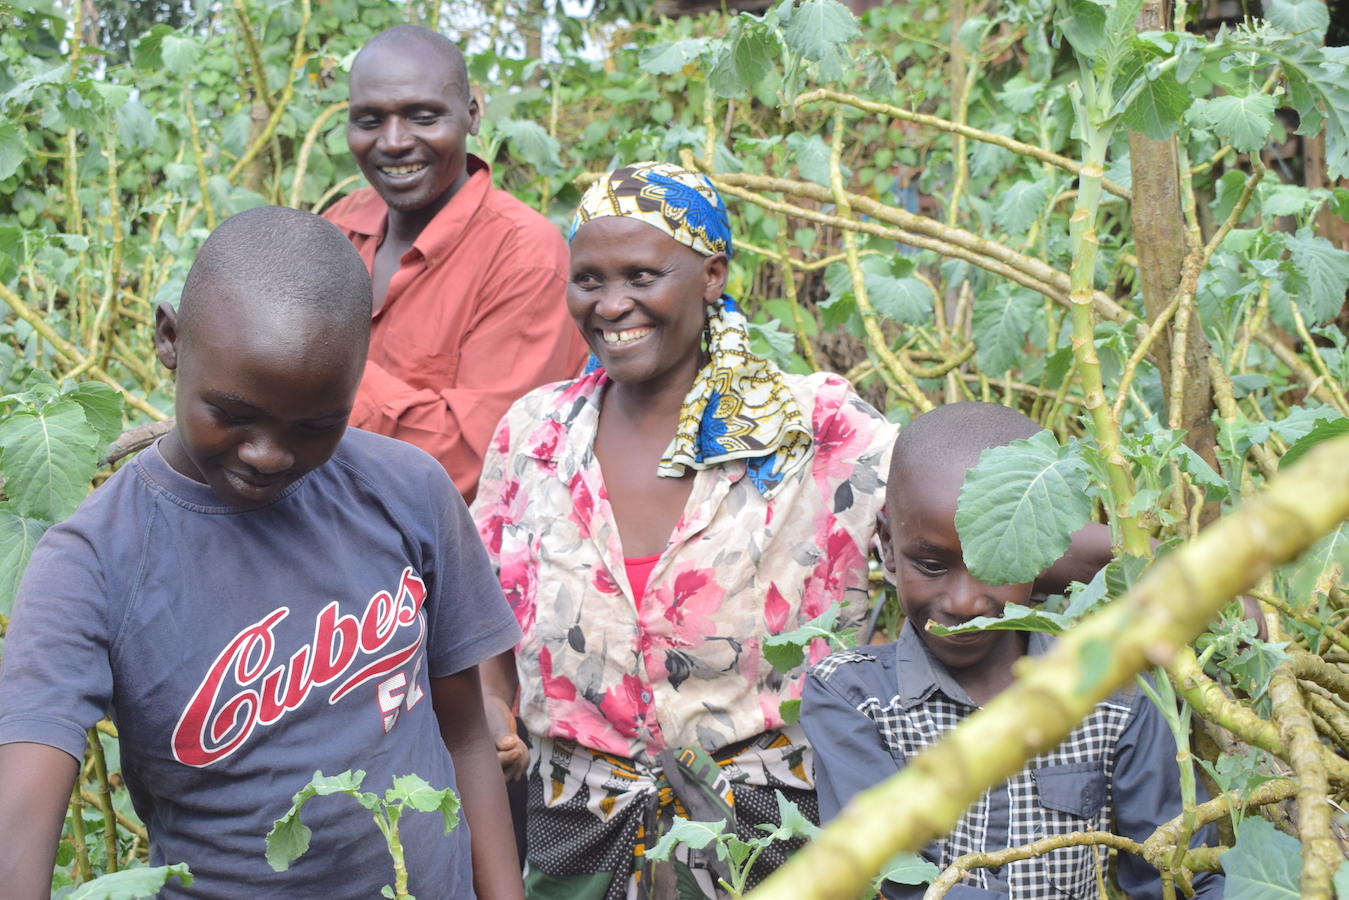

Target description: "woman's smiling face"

left=567, top=217, right=727, bottom=391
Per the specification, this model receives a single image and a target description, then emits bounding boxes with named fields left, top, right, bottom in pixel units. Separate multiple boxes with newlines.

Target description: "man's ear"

left=702, top=253, right=729, bottom=304
left=467, top=92, right=481, bottom=136
left=876, top=509, right=896, bottom=583
left=154, top=302, right=181, bottom=371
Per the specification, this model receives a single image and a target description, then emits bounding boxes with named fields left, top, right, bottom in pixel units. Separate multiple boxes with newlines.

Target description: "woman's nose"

left=594, top=285, right=635, bottom=320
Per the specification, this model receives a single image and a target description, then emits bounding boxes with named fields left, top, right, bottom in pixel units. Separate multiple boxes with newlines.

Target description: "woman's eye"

left=630, top=271, right=656, bottom=285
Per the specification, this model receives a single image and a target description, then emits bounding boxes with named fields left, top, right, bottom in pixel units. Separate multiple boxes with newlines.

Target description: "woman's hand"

left=484, top=692, right=530, bottom=781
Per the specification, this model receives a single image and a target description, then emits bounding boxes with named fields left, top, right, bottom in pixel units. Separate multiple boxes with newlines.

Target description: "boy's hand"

left=483, top=693, right=529, bottom=781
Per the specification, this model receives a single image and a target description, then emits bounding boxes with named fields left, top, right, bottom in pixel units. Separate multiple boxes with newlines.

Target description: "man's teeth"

left=602, top=327, right=653, bottom=345
left=380, top=164, right=427, bottom=176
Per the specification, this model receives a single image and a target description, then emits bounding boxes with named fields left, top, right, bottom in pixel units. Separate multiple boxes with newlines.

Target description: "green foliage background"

left=2, top=0, right=1349, bottom=894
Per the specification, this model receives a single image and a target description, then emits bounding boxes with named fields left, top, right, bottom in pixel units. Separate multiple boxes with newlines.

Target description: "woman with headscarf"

left=470, top=162, right=896, bottom=900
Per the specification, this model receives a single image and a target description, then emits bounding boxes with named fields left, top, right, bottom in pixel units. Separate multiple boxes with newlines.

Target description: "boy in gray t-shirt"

left=0, top=207, right=524, bottom=900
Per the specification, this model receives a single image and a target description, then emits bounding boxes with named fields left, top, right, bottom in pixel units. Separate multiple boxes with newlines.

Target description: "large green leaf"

left=1199, top=93, right=1277, bottom=154
left=876, top=851, right=940, bottom=886
left=1283, top=229, right=1349, bottom=326
left=159, top=34, right=202, bottom=77
left=1281, top=416, right=1349, bottom=470
left=67, top=382, right=127, bottom=446
left=1264, top=0, right=1330, bottom=42
left=972, top=286, right=1041, bottom=375
left=638, top=39, right=708, bottom=76
left=0, top=123, right=24, bottom=181
left=0, top=509, right=49, bottom=616
left=762, top=604, right=843, bottom=672
left=68, top=864, right=194, bottom=900
left=497, top=119, right=563, bottom=177
left=992, top=178, right=1049, bottom=236
left=266, top=770, right=372, bottom=871
left=1276, top=39, right=1349, bottom=178
left=709, top=26, right=775, bottom=98
left=1220, top=817, right=1300, bottom=900
left=646, top=818, right=727, bottom=862
left=956, top=432, right=1094, bottom=586
left=781, top=0, right=859, bottom=62
left=388, top=774, right=461, bottom=835
left=1280, top=520, right=1349, bottom=604
left=784, top=132, right=833, bottom=188
left=927, top=602, right=1073, bottom=636
left=0, top=400, right=102, bottom=522
left=1115, top=44, right=1190, bottom=140
left=1055, top=0, right=1108, bottom=61
left=863, top=256, right=933, bottom=327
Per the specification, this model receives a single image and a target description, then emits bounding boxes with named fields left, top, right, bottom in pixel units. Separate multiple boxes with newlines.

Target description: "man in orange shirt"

left=324, top=25, right=587, bottom=503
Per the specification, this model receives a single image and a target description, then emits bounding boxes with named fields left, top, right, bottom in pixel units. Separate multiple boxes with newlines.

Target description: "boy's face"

left=881, top=464, right=1034, bottom=676
left=154, top=296, right=365, bottom=510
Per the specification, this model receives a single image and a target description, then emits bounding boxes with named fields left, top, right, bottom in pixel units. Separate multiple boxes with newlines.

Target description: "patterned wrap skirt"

left=521, top=729, right=818, bottom=900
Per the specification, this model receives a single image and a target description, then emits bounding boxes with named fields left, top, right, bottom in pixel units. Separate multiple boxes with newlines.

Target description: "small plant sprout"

left=645, top=790, right=819, bottom=897
left=265, top=770, right=460, bottom=900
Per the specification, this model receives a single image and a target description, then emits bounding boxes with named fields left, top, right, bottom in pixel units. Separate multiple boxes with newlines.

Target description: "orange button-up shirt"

left=324, top=156, right=589, bottom=503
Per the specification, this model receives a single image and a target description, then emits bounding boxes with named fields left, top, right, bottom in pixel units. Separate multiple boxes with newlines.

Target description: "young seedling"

left=265, top=770, right=459, bottom=900
left=645, top=790, right=819, bottom=897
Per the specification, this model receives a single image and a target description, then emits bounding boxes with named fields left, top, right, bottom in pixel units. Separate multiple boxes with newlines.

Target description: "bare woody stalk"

left=289, top=101, right=350, bottom=209
left=821, top=113, right=931, bottom=411
left=925, top=833, right=1146, bottom=900
left=745, top=434, right=1349, bottom=900
left=1143, top=778, right=1299, bottom=869
left=227, top=0, right=312, bottom=185
left=793, top=89, right=1132, bottom=200
left=1062, top=83, right=1148, bottom=555
left=87, top=729, right=119, bottom=874
left=1270, top=662, right=1338, bottom=899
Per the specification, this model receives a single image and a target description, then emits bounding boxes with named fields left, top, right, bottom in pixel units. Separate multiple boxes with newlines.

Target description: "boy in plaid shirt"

left=801, top=402, right=1224, bottom=900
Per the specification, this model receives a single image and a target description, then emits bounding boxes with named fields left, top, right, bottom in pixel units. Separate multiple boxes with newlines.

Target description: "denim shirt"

left=801, top=622, right=1224, bottom=900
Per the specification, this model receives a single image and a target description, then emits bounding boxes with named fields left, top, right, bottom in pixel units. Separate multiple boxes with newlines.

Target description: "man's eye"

left=352, top=118, right=380, bottom=130
left=572, top=274, right=600, bottom=289
left=410, top=114, right=439, bottom=125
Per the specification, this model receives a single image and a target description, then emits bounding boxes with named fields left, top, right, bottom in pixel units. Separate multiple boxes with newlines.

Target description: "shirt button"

left=641, top=691, right=652, bottom=703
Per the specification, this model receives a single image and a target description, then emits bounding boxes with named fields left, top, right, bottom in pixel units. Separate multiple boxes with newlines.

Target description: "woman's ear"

left=154, top=302, right=181, bottom=371
left=702, top=253, right=729, bottom=303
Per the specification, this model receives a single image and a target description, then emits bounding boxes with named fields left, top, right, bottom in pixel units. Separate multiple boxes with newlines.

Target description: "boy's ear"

left=876, top=509, right=896, bottom=583
left=154, top=302, right=181, bottom=371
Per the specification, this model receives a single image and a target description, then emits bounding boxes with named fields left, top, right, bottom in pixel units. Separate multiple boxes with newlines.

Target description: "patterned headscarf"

left=571, top=162, right=812, bottom=499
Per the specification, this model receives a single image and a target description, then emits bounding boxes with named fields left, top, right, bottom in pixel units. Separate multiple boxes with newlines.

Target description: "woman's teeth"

left=602, top=327, right=653, bottom=345
left=380, top=163, right=427, bottom=176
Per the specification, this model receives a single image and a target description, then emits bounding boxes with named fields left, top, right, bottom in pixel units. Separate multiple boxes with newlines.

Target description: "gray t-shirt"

left=0, top=428, right=521, bottom=899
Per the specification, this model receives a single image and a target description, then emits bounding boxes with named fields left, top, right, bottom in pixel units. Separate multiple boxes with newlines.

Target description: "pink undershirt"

left=624, top=553, right=662, bottom=608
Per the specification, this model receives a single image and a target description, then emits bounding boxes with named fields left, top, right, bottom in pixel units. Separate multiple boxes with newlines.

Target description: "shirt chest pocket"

left=1029, top=762, right=1109, bottom=899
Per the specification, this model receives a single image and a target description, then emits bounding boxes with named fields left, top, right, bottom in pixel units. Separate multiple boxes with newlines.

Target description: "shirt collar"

left=324, top=154, right=493, bottom=265
left=894, top=618, right=1053, bottom=710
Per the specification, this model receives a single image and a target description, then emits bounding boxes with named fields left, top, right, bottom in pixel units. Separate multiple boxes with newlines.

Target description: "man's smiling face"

left=346, top=41, right=480, bottom=217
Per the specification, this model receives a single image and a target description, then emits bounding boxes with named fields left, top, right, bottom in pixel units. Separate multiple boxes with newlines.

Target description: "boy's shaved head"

left=889, top=401, right=1042, bottom=494
left=351, top=25, right=470, bottom=101
left=178, top=205, right=372, bottom=346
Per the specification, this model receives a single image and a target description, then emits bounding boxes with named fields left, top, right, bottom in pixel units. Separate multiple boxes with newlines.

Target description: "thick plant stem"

left=88, top=729, right=119, bottom=873
left=184, top=101, right=216, bottom=231
left=227, top=0, right=311, bottom=185
left=233, top=0, right=276, bottom=112
left=707, top=171, right=1138, bottom=331
left=70, top=780, right=92, bottom=883
left=793, top=89, right=1131, bottom=200
left=773, top=224, right=821, bottom=371
left=924, top=833, right=1145, bottom=900
left=1064, top=109, right=1147, bottom=554
left=289, top=101, right=349, bottom=208
left=746, top=435, right=1349, bottom=900
left=1270, top=662, right=1337, bottom=899
left=1143, top=777, right=1298, bottom=868
left=823, top=112, right=930, bottom=411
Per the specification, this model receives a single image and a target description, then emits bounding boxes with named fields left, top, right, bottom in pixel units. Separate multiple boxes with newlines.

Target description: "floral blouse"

left=471, top=369, right=896, bottom=760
